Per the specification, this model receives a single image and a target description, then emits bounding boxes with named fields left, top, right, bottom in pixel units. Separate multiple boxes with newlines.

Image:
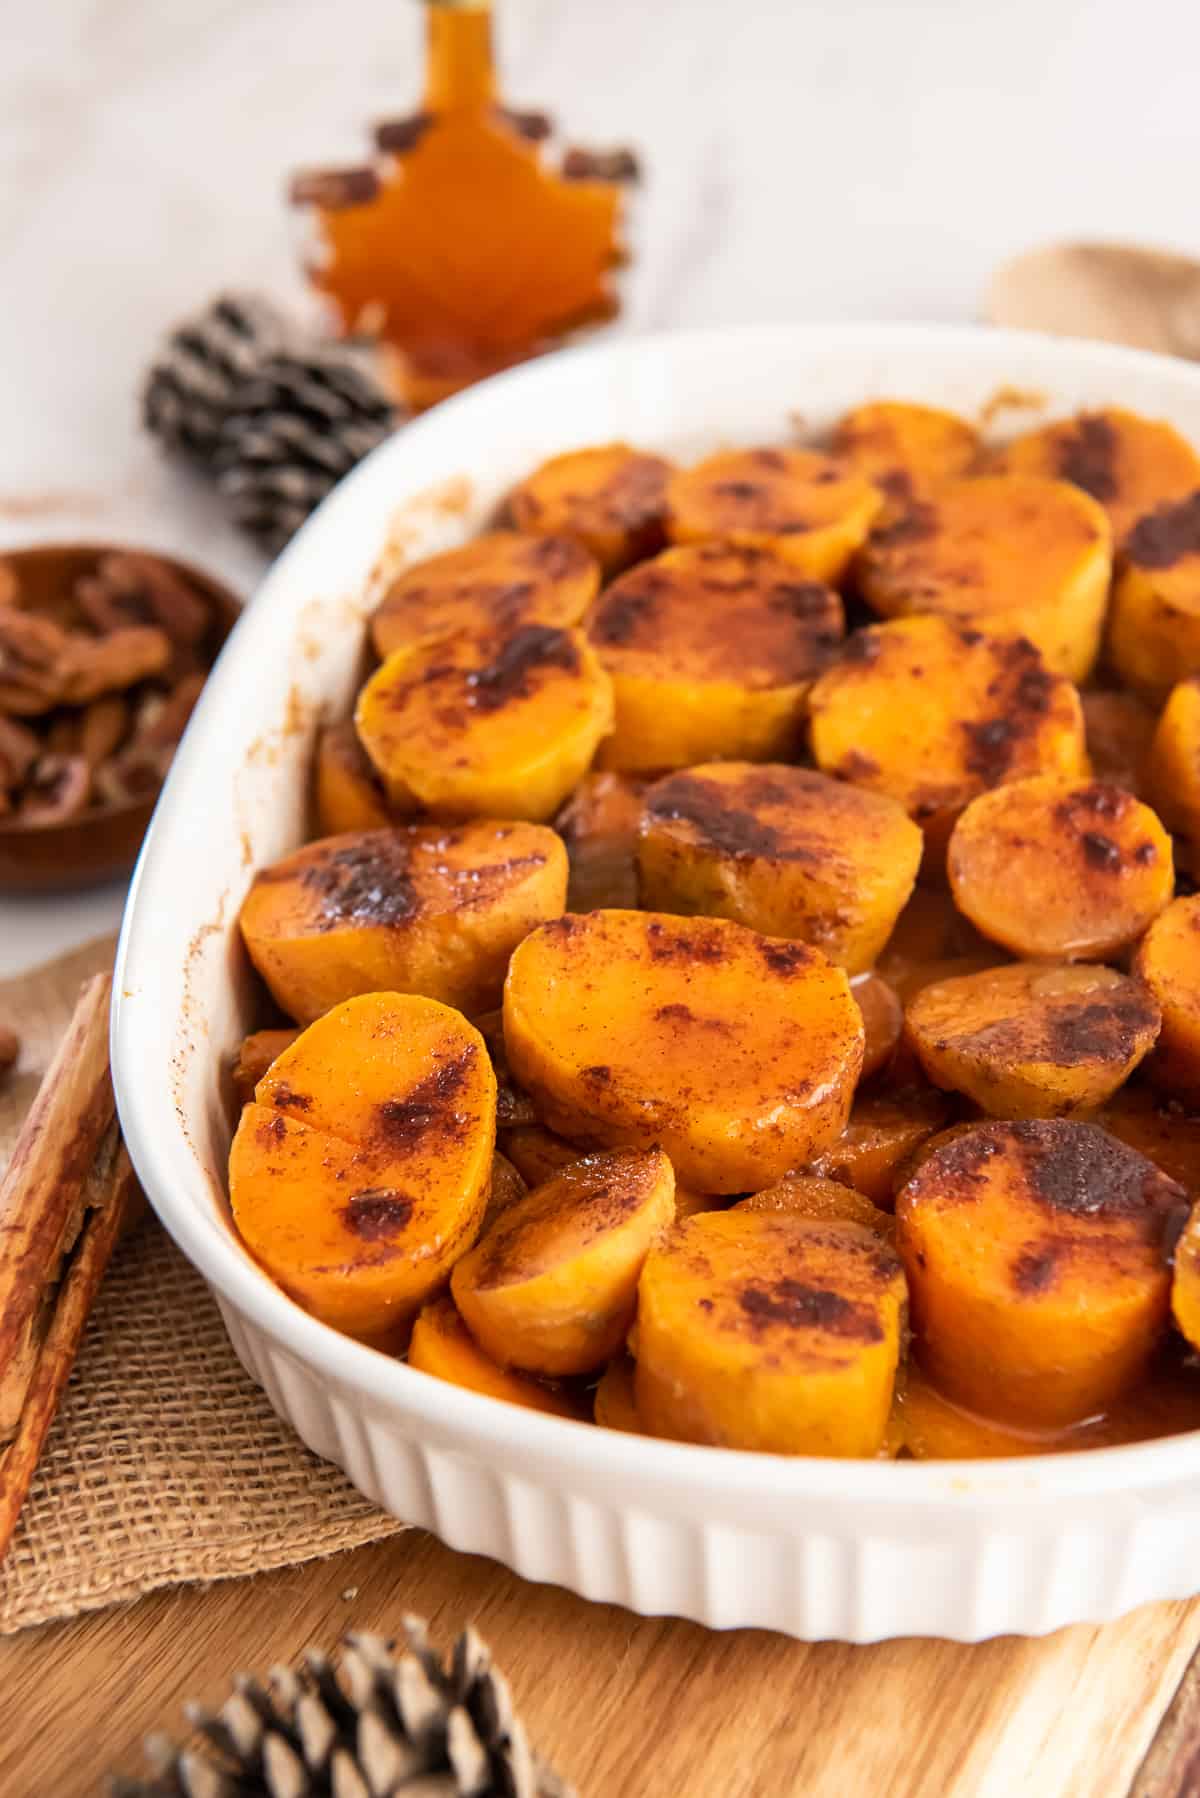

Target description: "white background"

left=4, top=0, right=1200, bottom=973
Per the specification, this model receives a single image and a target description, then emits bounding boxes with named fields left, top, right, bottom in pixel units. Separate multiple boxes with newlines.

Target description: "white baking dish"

left=112, top=323, right=1200, bottom=1643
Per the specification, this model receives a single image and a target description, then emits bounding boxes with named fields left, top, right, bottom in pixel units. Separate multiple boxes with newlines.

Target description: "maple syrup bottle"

left=293, top=0, right=634, bottom=409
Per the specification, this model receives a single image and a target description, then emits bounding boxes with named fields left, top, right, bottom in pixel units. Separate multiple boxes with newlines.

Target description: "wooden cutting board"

left=0, top=947, right=1199, bottom=1797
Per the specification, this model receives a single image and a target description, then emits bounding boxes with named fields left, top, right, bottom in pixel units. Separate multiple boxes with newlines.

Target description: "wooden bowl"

left=0, top=545, right=242, bottom=893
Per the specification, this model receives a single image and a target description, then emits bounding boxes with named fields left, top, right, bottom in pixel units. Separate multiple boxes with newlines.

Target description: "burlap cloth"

left=0, top=936, right=403, bottom=1634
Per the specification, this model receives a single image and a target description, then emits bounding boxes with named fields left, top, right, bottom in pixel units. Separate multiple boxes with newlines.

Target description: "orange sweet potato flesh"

left=991, top=407, right=1200, bottom=540
left=808, top=616, right=1088, bottom=863
left=635, top=764, right=921, bottom=975
left=810, top=1089, right=952, bottom=1208
left=1098, top=1083, right=1200, bottom=1195
left=1081, top=690, right=1156, bottom=795
left=409, top=1295, right=583, bottom=1419
left=593, top=1353, right=645, bottom=1432
left=503, top=910, right=864, bottom=1191
left=1171, top=1202, right=1200, bottom=1353
left=947, top=776, right=1173, bottom=961
left=370, top=531, right=599, bottom=660
left=231, top=1027, right=301, bottom=1106
left=239, top=821, right=568, bottom=1024
left=314, top=721, right=410, bottom=836
left=635, top=1212, right=906, bottom=1456
left=556, top=771, right=647, bottom=911
left=451, top=1147, right=675, bottom=1376
left=587, top=544, right=844, bottom=774
left=1135, top=894, right=1200, bottom=1101
left=736, top=1174, right=894, bottom=1242
left=895, top=1119, right=1183, bottom=1426
left=853, top=975, right=904, bottom=1081
left=499, top=1123, right=582, bottom=1189
left=507, top=445, right=673, bottom=576
left=356, top=625, right=614, bottom=821
left=229, top=993, right=496, bottom=1344
left=666, top=447, right=882, bottom=583
left=830, top=400, right=979, bottom=503
left=905, top=961, right=1161, bottom=1118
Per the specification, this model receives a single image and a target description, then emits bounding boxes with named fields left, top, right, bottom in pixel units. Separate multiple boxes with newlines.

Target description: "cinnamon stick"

left=0, top=974, right=113, bottom=1440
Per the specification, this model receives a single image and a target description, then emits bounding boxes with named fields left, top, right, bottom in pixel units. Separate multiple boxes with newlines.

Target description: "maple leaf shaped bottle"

left=291, top=0, right=637, bottom=410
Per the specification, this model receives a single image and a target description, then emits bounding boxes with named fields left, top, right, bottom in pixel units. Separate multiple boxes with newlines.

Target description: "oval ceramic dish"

left=112, top=324, right=1200, bottom=1643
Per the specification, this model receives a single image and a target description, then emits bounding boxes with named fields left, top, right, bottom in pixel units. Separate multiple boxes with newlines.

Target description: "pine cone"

left=110, top=1619, right=573, bottom=1798
left=142, top=294, right=290, bottom=462
left=213, top=346, right=398, bottom=554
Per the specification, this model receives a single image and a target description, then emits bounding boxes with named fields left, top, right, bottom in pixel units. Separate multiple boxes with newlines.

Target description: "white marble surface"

left=4, top=0, right=1200, bottom=976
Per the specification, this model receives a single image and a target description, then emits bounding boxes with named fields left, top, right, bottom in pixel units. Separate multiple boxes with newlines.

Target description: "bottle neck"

left=423, top=2, right=497, bottom=112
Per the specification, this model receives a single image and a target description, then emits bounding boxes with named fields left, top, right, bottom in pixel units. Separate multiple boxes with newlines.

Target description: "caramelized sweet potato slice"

left=855, top=476, right=1112, bottom=680
left=947, top=776, right=1173, bottom=960
left=231, top=1027, right=301, bottom=1106
left=356, top=625, right=613, bottom=821
left=1081, top=689, right=1156, bottom=794
left=503, top=910, right=863, bottom=1191
left=499, top=1123, right=581, bottom=1189
left=829, top=400, right=979, bottom=503
left=635, top=764, right=921, bottom=975
left=587, top=544, right=844, bottom=773
left=314, top=721, right=412, bottom=834
left=1171, top=1202, right=1200, bottom=1352
left=635, top=1212, right=906, bottom=1455
left=666, top=447, right=882, bottom=583
left=1147, top=677, right=1200, bottom=854
left=481, top=1151, right=528, bottom=1231
left=229, top=993, right=496, bottom=1342
left=853, top=974, right=904, bottom=1081
left=809, top=1088, right=952, bottom=1207
left=1098, top=1083, right=1200, bottom=1196
left=239, top=821, right=567, bottom=1024
left=1108, top=492, right=1200, bottom=701
left=451, top=1147, right=675, bottom=1376
left=1134, top=895, right=1200, bottom=1100
left=895, top=1119, right=1183, bottom=1426
left=809, top=616, right=1088, bottom=861
left=736, top=1174, right=894, bottom=1241
left=593, top=1354, right=645, bottom=1432
left=556, top=770, right=646, bottom=911
left=409, top=1295, right=582, bottom=1418
left=905, top=961, right=1161, bottom=1117
left=507, top=445, right=673, bottom=575
left=992, top=407, right=1200, bottom=540
left=370, top=531, right=598, bottom=659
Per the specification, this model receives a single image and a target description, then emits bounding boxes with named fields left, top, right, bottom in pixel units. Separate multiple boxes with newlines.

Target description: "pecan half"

left=0, top=610, right=73, bottom=714
left=60, top=625, right=170, bottom=704
left=18, top=755, right=91, bottom=825
left=0, top=1023, right=17, bottom=1078
left=91, top=740, right=172, bottom=807
left=77, top=694, right=130, bottom=767
left=0, top=713, right=40, bottom=789
left=131, top=672, right=204, bottom=750
left=75, top=552, right=210, bottom=646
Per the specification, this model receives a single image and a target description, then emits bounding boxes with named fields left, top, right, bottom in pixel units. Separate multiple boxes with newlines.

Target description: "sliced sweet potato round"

left=1109, top=492, right=1200, bottom=701
left=1098, top=1083, right=1200, bottom=1197
left=586, top=543, right=844, bottom=773
left=635, top=763, right=922, bottom=975
left=239, top=822, right=568, bottom=1024
left=356, top=624, right=614, bottom=821
left=809, top=615, right=1088, bottom=858
left=991, top=407, right=1200, bottom=540
left=809, top=1088, right=952, bottom=1207
left=229, top=994, right=496, bottom=1344
left=1147, top=677, right=1200, bottom=854
left=593, top=1354, right=645, bottom=1432
left=499, top=1123, right=582, bottom=1189
left=947, top=775, right=1173, bottom=960
left=666, top=446, right=882, bottom=582
left=895, top=1119, right=1184, bottom=1426
left=1134, top=894, right=1200, bottom=1100
left=314, top=721, right=413, bottom=835
left=736, top=1173, right=894, bottom=1241
left=905, top=961, right=1161, bottom=1117
left=231, top=1027, right=300, bottom=1107
left=503, top=910, right=863, bottom=1191
left=829, top=399, right=979, bottom=503
left=1171, top=1202, right=1200, bottom=1352
left=855, top=476, right=1112, bottom=681
left=409, top=1295, right=582, bottom=1418
left=481, top=1151, right=528, bottom=1231
left=507, top=445, right=673, bottom=575
left=1081, top=689, right=1156, bottom=794
left=635, top=1211, right=906, bottom=1455
left=555, top=770, right=647, bottom=911
left=853, top=974, right=904, bottom=1081
left=370, top=530, right=598, bottom=659
left=451, top=1146, right=675, bottom=1376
